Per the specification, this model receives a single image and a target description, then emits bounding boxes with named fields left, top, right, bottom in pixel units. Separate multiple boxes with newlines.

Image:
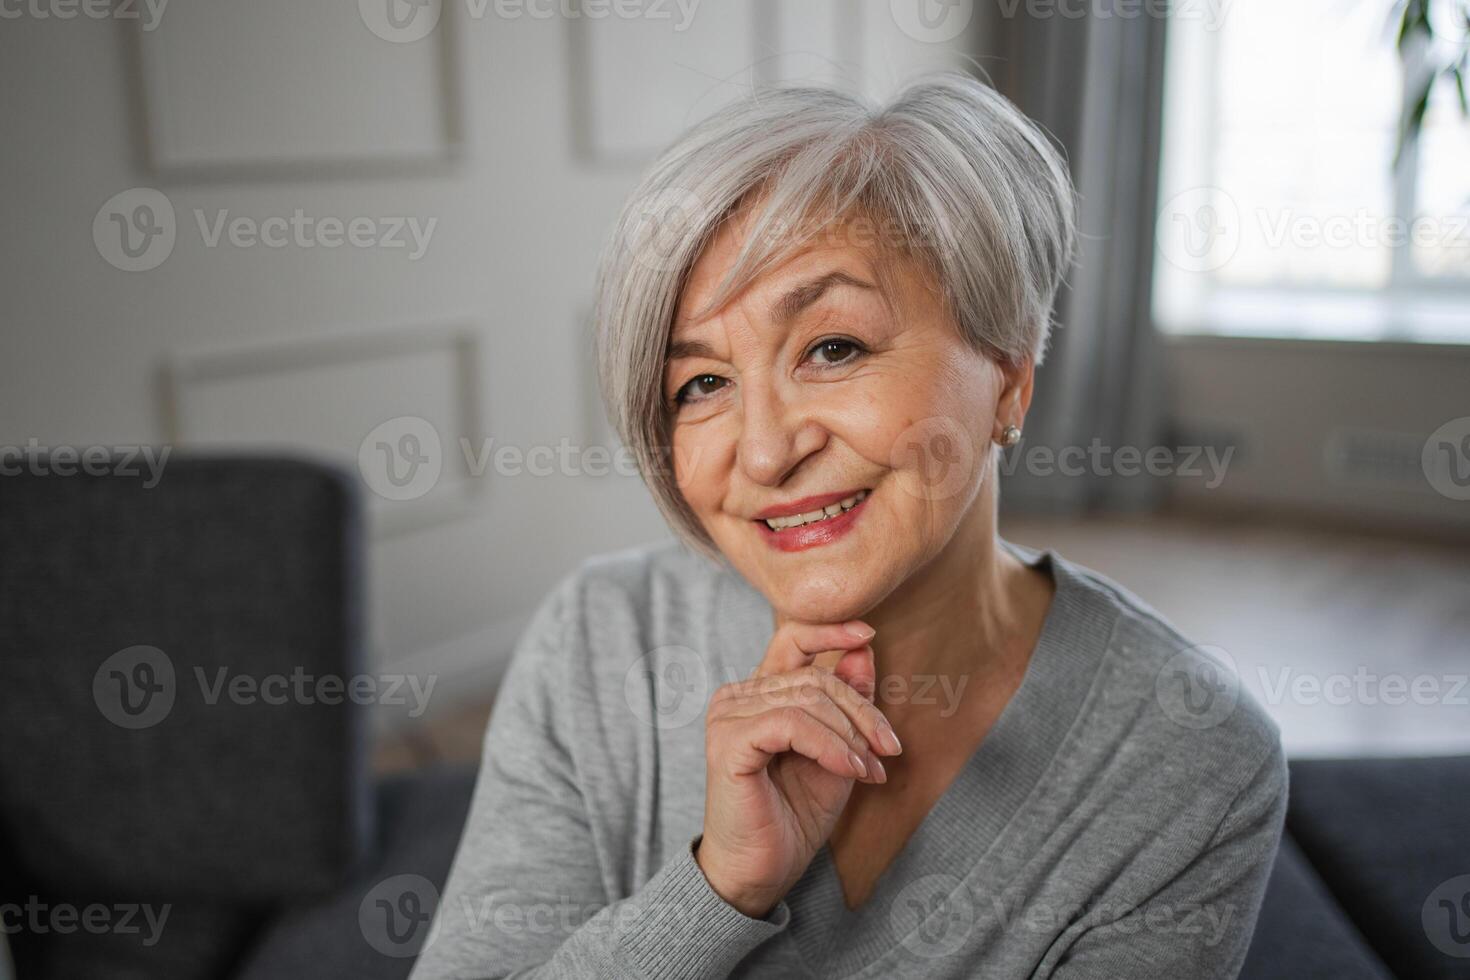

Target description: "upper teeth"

left=764, top=490, right=868, bottom=530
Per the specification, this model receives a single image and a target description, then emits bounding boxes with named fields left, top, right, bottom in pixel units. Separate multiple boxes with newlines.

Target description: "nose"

left=736, top=377, right=828, bottom=487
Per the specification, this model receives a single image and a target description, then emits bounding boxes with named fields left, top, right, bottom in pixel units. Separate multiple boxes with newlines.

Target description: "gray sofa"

left=1, top=457, right=1464, bottom=978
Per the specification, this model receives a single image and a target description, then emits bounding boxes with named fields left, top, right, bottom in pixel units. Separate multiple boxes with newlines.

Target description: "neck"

left=863, top=477, right=1050, bottom=723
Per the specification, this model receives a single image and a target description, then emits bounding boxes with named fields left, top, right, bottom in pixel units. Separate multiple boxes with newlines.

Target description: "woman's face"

left=665, top=212, right=1027, bottom=623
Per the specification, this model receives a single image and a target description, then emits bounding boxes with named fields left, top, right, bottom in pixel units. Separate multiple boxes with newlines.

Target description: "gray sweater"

left=411, top=540, right=1287, bottom=979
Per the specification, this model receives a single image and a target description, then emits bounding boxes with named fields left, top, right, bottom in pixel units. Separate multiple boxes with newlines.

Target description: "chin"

left=760, top=562, right=890, bottom=623
left=710, top=509, right=920, bottom=621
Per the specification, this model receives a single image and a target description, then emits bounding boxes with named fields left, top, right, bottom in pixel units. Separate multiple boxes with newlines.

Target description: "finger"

left=722, top=667, right=899, bottom=757
left=753, top=620, right=877, bottom=679
left=832, top=645, right=878, bottom=704
left=721, top=683, right=877, bottom=775
left=802, top=661, right=897, bottom=754
left=725, top=707, right=873, bottom=782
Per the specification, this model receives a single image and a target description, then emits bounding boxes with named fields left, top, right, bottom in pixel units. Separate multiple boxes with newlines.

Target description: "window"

left=1152, top=0, right=1470, bottom=343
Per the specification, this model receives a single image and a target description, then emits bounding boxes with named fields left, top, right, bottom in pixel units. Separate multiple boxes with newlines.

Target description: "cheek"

left=831, top=362, right=995, bottom=477
left=670, top=417, right=736, bottom=518
left=847, top=359, right=998, bottom=527
left=669, top=425, right=709, bottom=510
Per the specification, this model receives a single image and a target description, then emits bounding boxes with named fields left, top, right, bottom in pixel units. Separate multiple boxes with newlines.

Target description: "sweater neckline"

left=710, top=540, right=1120, bottom=977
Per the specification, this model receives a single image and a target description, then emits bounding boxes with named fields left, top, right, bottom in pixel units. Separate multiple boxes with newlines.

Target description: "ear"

left=993, top=354, right=1036, bottom=438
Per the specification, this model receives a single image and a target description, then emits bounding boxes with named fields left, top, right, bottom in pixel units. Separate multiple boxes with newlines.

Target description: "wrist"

left=693, top=838, right=779, bottom=919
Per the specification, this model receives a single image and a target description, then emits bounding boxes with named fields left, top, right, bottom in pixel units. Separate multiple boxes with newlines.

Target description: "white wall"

left=0, top=1, right=969, bottom=722
left=1166, top=337, right=1470, bottom=535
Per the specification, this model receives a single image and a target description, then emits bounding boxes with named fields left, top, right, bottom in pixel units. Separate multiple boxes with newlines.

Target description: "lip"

left=753, top=489, right=870, bottom=553
left=752, top=489, right=869, bottom=521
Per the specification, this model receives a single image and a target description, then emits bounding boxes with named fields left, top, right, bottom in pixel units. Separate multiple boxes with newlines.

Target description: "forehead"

left=671, top=208, right=899, bottom=338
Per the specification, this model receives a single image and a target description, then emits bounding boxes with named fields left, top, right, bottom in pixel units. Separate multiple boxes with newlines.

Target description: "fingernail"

left=844, top=621, right=876, bottom=640
left=848, top=751, right=867, bottom=778
left=877, top=723, right=902, bottom=756
left=870, top=754, right=887, bottom=783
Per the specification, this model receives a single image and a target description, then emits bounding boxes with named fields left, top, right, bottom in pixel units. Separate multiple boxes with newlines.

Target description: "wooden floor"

left=377, top=513, right=1470, bottom=772
left=1003, top=513, right=1470, bottom=758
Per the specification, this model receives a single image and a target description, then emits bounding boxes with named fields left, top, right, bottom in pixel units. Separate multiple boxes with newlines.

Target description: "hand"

left=695, top=620, right=903, bottom=918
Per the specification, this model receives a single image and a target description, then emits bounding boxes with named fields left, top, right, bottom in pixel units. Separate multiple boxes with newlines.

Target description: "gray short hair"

left=596, top=72, right=1077, bottom=554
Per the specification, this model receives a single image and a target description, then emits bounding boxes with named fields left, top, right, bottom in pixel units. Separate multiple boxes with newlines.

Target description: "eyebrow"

left=665, top=270, right=876, bottom=363
left=771, top=270, right=875, bottom=324
left=666, top=337, right=719, bottom=362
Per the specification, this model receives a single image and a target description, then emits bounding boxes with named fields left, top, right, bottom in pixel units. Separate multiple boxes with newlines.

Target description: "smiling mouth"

left=759, top=489, right=869, bottom=531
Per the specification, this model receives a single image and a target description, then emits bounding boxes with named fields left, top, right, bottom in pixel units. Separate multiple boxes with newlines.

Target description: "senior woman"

left=412, top=74, right=1286, bottom=979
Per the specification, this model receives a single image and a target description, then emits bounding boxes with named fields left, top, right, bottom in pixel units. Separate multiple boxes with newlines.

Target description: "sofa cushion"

left=1240, top=834, right=1391, bottom=980
left=1286, top=756, right=1470, bottom=980
left=0, top=456, right=371, bottom=903
left=2, top=893, right=257, bottom=980
left=234, top=765, right=478, bottom=980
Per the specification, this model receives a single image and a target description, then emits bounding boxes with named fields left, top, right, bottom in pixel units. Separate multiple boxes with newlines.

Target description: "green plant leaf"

left=1395, top=78, right=1434, bottom=168
left=1397, top=0, right=1432, bottom=53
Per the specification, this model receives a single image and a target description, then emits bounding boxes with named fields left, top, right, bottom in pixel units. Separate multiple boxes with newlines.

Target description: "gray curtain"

left=978, top=5, right=1171, bottom=513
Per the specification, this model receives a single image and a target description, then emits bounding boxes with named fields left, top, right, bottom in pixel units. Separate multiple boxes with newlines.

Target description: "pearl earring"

left=1000, top=424, right=1022, bottom=447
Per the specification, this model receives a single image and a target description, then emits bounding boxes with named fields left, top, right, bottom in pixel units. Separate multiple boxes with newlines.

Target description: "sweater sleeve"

left=408, top=574, right=790, bottom=980
left=1050, top=740, right=1289, bottom=980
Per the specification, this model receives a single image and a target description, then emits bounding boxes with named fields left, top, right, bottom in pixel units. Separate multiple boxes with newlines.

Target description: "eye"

left=673, top=373, right=729, bottom=406
left=805, top=336, right=866, bottom=367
